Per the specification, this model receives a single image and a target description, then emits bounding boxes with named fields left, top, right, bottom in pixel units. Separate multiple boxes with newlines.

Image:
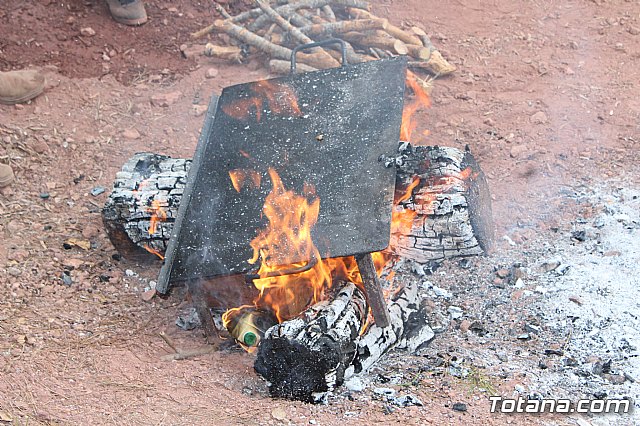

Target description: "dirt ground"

left=1, top=0, right=639, bottom=425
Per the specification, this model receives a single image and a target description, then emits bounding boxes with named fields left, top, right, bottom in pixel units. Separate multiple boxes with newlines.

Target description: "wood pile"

left=188, top=0, right=455, bottom=76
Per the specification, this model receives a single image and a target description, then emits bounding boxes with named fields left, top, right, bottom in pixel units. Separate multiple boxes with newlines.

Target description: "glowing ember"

left=144, top=244, right=165, bottom=260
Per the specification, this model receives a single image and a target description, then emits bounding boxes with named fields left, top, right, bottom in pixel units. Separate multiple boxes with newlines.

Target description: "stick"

left=211, top=19, right=335, bottom=70
left=204, top=43, right=243, bottom=61
left=269, top=59, right=317, bottom=75
left=406, top=44, right=432, bottom=61
left=255, top=0, right=340, bottom=67
left=161, top=345, right=216, bottom=361
left=321, top=5, right=336, bottom=22
left=342, top=31, right=408, bottom=55
left=348, top=8, right=423, bottom=46
left=159, top=332, right=178, bottom=353
left=408, top=50, right=456, bottom=76
left=299, top=19, right=387, bottom=37
left=410, top=26, right=435, bottom=49
left=214, top=3, right=232, bottom=20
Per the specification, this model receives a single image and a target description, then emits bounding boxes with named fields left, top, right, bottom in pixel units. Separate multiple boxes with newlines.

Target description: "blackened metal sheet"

left=158, top=57, right=407, bottom=292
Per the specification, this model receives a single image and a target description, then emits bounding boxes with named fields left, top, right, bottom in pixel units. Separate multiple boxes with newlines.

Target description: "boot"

left=0, top=70, right=45, bottom=105
left=0, top=164, right=14, bottom=188
left=106, top=0, right=147, bottom=26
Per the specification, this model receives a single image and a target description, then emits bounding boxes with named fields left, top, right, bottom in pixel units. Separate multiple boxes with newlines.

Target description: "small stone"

left=517, top=333, right=530, bottom=340
left=495, top=268, right=509, bottom=279
left=447, top=306, right=463, bottom=320
left=61, top=272, right=73, bottom=286
left=150, top=91, right=182, bottom=107
left=569, top=295, right=583, bottom=305
left=66, top=16, right=76, bottom=24
left=122, top=128, right=141, bottom=140
left=571, top=230, right=587, bottom=242
left=514, top=278, right=524, bottom=289
left=509, top=144, right=529, bottom=159
left=7, top=267, right=21, bottom=277
left=125, top=269, right=136, bottom=277
left=271, top=407, right=287, bottom=421
left=530, top=111, right=548, bottom=124
left=141, top=288, right=156, bottom=302
left=374, top=387, right=396, bottom=397
left=39, top=192, right=50, bottom=199
left=459, top=319, right=471, bottom=333
left=32, top=140, right=49, bottom=153
left=629, top=26, right=640, bottom=35
left=538, top=258, right=561, bottom=273
left=90, top=186, right=105, bottom=196
left=564, top=66, right=575, bottom=75
left=452, top=402, right=467, bottom=412
left=80, top=27, right=96, bottom=37
left=205, top=68, right=219, bottom=79
left=344, top=376, right=365, bottom=392
left=63, top=258, right=83, bottom=269
left=604, top=374, right=626, bottom=385
left=191, top=104, right=208, bottom=117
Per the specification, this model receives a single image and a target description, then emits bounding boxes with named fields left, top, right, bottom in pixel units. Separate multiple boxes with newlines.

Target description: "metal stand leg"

left=355, top=253, right=391, bottom=328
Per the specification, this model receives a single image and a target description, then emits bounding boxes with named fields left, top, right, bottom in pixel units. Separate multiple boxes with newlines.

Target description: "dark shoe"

left=0, top=70, right=45, bottom=105
left=106, top=0, right=147, bottom=26
left=0, top=164, right=14, bottom=188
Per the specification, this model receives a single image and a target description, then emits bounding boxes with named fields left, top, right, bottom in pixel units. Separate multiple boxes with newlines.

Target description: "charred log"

left=253, top=280, right=434, bottom=402
left=253, top=281, right=366, bottom=402
left=102, top=146, right=493, bottom=264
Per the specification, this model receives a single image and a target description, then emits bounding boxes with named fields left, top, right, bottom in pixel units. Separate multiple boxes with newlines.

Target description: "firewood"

left=254, top=281, right=367, bottom=402
left=341, top=31, right=408, bottom=55
left=102, top=145, right=494, bottom=266
left=203, top=43, right=243, bottom=62
left=255, top=0, right=340, bottom=67
left=345, top=280, right=434, bottom=379
left=321, top=5, right=336, bottom=22
left=410, top=26, right=435, bottom=49
left=269, top=59, right=317, bottom=75
left=254, top=280, right=434, bottom=402
left=211, top=19, right=335, bottom=70
left=405, top=44, right=432, bottom=61
left=408, top=50, right=457, bottom=76
left=298, top=18, right=388, bottom=37
left=348, top=8, right=423, bottom=46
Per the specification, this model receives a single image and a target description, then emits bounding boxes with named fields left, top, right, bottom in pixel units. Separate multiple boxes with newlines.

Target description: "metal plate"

left=157, top=57, right=407, bottom=292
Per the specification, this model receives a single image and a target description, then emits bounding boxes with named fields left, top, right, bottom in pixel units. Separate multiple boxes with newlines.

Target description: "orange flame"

left=222, top=80, right=302, bottom=122
left=229, top=169, right=262, bottom=193
left=143, top=244, right=165, bottom=260
left=400, top=71, right=431, bottom=143
left=147, top=199, right=167, bottom=235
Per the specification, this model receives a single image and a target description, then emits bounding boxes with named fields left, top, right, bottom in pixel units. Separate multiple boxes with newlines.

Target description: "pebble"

left=271, top=407, right=287, bottom=421
left=205, top=68, right=219, bottom=79
left=141, top=288, right=156, bottom=302
left=509, top=144, right=529, bottom=159
left=39, top=192, right=50, bottom=199
left=7, top=267, right=22, bottom=277
left=90, top=186, right=105, bottom=196
left=495, top=268, right=510, bottom=279
left=538, top=258, right=561, bottom=273
left=459, top=319, right=471, bottom=333
left=150, top=91, right=182, bottom=107
left=61, top=272, right=73, bottom=286
left=447, top=306, right=464, bottom=319
left=452, top=402, right=467, bottom=412
left=191, top=104, right=208, bottom=117
left=122, top=128, right=141, bottom=140
left=125, top=269, right=136, bottom=277
left=344, top=376, right=365, bottom=392
left=80, top=27, right=96, bottom=37
left=530, top=111, right=548, bottom=124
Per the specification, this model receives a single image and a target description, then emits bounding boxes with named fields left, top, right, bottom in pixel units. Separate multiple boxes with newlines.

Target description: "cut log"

left=341, top=31, right=408, bottom=55
left=269, top=59, right=317, bottom=75
left=253, top=281, right=367, bottom=402
left=254, top=280, right=434, bottom=402
left=388, top=144, right=494, bottom=263
left=347, top=8, right=423, bottom=46
left=409, top=50, right=457, bottom=76
left=102, top=145, right=494, bottom=265
left=203, top=44, right=243, bottom=62
left=298, top=18, right=388, bottom=37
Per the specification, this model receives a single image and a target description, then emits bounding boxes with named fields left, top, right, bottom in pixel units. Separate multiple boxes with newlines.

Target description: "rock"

left=495, top=268, right=509, bottom=279
left=7, top=267, right=21, bottom=277
left=571, top=230, right=587, bottom=242
left=452, top=402, right=467, bottom=412
left=32, top=140, right=49, bottom=153
left=447, top=306, right=463, bottom=320
left=459, top=319, right=471, bottom=333
left=629, top=26, right=640, bottom=36
left=205, top=68, right=219, bottom=79
left=271, top=407, right=287, bottom=421
left=394, top=394, right=423, bottom=407
left=80, top=27, right=96, bottom=37
left=191, top=104, right=208, bottom=117
left=90, top=186, right=105, bottom=197
left=61, top=272, right=73, bottom=286
left=374, top=387, right=396, bottom=397
left=569, top=295, right=583, bottom=305
left=122, top=128, right=141, bottom=140
left=150, top=91, right=182, bottom=107
left=538, top=258, right=561, bottom=273
left=344, top=376, right=365, bottom=392
left=141, top=288, right=156, bottom=302
left=509, top=144, right=529, bottom=159
left=63, top=258, right=83, bottom=269
left=530, top=111, right=548, bottom=124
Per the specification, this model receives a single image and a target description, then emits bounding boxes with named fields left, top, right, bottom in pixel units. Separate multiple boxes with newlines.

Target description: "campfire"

left=102, top=43, right=493, bottom=403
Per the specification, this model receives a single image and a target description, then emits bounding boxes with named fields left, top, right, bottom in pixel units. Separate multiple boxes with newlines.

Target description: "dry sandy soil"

left=1, top=0, right=639, bottom=425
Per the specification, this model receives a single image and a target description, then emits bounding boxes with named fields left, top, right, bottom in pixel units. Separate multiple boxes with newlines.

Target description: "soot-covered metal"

left=157, top=57, right=407, bottom=293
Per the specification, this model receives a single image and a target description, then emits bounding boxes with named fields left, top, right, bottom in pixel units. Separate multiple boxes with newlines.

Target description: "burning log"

left=102, top=145, right=493, bottom=265
left=254, top=280, right=433, bottom=402
left=254, top=281, right=366, bottom=402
